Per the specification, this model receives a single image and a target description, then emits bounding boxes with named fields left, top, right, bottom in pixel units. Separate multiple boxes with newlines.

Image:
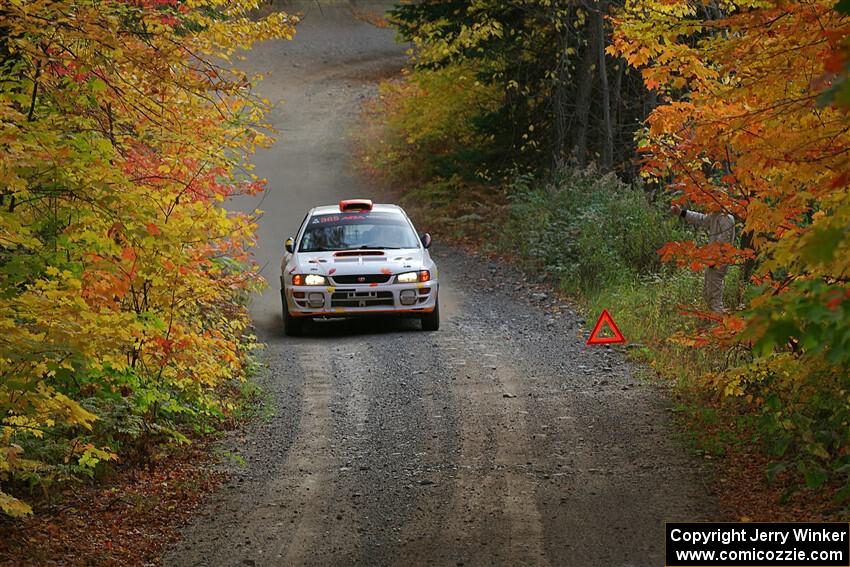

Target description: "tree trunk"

left=595, top=2, right=614, bottom=171
left=612, top=58, right=624, bottom=164
left=644, top=87, right=658, bottom=119
left=551, top=12, right=572, bottom=168
left=572, top=17, right=596, bottom=167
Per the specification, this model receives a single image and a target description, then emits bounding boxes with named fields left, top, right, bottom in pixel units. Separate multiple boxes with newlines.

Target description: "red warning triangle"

left=586, top=309, right=625, bottom=345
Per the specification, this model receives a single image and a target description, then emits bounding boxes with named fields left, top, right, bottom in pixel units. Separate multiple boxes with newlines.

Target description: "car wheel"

left=420, top=297, right=440, bottom=331
left=282, top=294, right=304, bottom=337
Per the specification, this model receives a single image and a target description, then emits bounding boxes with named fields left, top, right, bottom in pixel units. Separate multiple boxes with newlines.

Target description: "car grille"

left=331, top=274, right=391, bottom=285
left=331, top=291, right=394, bottom=308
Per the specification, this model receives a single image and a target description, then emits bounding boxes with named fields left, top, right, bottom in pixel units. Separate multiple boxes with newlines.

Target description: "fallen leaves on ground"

left=0, top=442, right=223, bottom=567
left=717, top=440, right=847, bottom=522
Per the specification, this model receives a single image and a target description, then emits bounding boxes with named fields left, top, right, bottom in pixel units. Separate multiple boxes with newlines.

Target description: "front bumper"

left=281, top=278, right=438, bottom=318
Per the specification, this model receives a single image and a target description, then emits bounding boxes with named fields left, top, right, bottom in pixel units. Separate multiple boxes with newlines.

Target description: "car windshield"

left=298, top=211, right=420, bottom=252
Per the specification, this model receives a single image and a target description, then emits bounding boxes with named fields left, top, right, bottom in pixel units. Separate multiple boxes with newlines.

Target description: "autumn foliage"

left=0, top=0, right=295, bottom=516
left=612, top=1, right=850, bottom=495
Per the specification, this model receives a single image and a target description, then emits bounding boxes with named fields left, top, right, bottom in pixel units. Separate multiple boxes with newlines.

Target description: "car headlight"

left=292, top=274, right=327, bottom=286
left=397, top=270, right=430, bottom=283
left=304, top=274, right=327, bottom=286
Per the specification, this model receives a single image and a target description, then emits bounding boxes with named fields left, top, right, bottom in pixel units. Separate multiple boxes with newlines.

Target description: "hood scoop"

left=334, top=250, right=385, bottom=257
left=333, top=250, right=387, bottom=263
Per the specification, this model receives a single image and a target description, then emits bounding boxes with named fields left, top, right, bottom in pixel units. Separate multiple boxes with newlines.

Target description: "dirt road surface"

left=165, top=2, right=716, bottom=565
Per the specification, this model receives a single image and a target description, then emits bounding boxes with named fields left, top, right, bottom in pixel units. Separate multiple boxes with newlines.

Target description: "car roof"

left=309, top=203, right=404, bottom=216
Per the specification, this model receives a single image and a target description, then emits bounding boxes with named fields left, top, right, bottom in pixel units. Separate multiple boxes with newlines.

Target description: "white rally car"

left=280, top=199, right=439, bottom=336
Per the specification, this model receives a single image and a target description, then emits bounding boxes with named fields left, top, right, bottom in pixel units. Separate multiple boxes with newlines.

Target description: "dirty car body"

left=280, top=200, right=439, bottom=335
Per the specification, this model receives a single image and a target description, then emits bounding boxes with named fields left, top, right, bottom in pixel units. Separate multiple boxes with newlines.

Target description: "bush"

left=718, top=280, right=850, bottom=499
left=503, top=167, right=686, bottom=292
left=361, top=64, right=502, bottom=186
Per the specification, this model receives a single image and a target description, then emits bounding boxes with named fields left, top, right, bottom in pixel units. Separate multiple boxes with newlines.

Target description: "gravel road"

left=165, top=2, right=717, bottom=565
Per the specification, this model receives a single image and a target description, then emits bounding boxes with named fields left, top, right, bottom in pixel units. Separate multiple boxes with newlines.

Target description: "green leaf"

left=833, top=483, right=850, bottom=503
left=802, top=225, right=844, bottom=264
left=803, top=464, right=828, bottom=489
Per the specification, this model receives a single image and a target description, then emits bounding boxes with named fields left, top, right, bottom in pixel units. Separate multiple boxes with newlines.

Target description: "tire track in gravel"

left=198, top=344, right=361, bottom=566
left=266, top=343, right=358, bottom=565
left=423, top=327, right=550, bottom=567
left=328, top=329, right=459, bottom=564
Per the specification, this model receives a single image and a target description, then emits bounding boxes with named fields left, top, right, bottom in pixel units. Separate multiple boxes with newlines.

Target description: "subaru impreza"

left=280, top=199, right=439, bottom=336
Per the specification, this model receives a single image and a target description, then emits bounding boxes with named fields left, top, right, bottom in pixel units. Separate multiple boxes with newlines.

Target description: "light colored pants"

left=703, top=265, right=728, bottom=312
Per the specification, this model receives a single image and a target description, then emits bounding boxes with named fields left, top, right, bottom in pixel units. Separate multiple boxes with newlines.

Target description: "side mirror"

left=420, top=233, right=432, bottom=249
left=285, top=237, right=294, bottom=253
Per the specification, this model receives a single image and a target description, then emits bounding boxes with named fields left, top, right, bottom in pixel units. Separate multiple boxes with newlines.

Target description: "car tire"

left=282, top=293, right=304, bottom=337
left=421, top=297, right=440, bottom=331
